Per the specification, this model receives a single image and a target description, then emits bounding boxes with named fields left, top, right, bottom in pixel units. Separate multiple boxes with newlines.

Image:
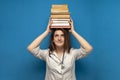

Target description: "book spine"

left=50, top=15, right=70, bottom=19
left=50, top=26, right=71, bottom=28
left=52, top=20, right=69, bottom=23
left=51, top=23, right=70, bottom=26
left=51, top=10, right=68, bottom=13
left=52, top=4, right=68, bottom=8
left=51, top=12, right=70, bottom=15
left=51, top=19, right=71, bottom=21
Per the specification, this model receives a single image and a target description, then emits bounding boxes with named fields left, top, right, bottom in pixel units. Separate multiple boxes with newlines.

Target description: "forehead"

left=54, top=30, right=64, bottom=35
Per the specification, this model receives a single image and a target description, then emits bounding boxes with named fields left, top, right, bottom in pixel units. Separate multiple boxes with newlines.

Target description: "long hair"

left=49, top=28, right=71, bottom=55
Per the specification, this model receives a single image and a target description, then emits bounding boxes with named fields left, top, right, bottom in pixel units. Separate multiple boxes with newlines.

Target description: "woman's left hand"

left=69, top=18, right=75, bottom=33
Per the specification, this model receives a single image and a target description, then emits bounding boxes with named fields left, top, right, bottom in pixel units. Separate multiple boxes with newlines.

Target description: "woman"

left=27, top=19, right=93, bottom=80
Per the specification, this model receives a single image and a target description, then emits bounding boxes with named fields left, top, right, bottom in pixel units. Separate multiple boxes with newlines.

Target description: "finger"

left=70, top=17, right=73, bottom=22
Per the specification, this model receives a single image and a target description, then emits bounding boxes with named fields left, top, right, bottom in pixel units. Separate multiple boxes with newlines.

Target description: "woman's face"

left=53, top=30, right=65, bottom=48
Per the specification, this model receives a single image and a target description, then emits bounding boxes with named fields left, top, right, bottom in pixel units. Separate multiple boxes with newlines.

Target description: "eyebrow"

left=54, top=33, right=64, bottom=35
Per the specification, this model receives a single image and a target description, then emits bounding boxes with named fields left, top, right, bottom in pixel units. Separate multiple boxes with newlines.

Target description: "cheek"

left=53, top=38, right=57, bottom=42
left=62, top=37, right=65, bottom=41
left=63, top=39, right=65, bottom=41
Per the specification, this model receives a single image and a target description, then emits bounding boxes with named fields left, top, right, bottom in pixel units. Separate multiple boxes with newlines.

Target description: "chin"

left=56, top=44, right=64, bottom=47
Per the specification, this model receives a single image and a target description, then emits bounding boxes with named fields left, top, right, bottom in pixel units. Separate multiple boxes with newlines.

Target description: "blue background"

left=0, top=0, right=120, bottom=80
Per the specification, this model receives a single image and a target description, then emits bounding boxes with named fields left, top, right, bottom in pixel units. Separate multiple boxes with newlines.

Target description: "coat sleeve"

left=31, top=47, right=48, bottom=61
left=72, top=47, right=89, bottom=60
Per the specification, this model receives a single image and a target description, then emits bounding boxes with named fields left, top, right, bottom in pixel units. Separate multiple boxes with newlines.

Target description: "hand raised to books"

left=69, top=18, right=74, bottom=33
left=46, top=19, right=52, bottom=33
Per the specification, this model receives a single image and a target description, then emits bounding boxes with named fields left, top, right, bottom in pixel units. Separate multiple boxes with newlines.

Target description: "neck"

left=55, top=47, right=64, bottom=54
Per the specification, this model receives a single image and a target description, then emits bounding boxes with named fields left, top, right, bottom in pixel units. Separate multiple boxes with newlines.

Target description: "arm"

left=27, top=21, right=51, bottom=53
left=70, top=19, right=93, bottom=53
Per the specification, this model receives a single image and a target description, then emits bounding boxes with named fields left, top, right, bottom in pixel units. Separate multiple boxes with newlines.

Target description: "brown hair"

left=49, top=28, right=71, bottom=55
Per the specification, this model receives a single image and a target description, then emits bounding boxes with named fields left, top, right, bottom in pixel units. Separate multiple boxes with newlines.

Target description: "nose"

left=58, top=36, right=61, bottom=40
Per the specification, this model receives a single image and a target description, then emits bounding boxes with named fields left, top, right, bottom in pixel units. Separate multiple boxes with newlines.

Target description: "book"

left=51, top=4, right=69, bottom=13
left=51, top=18, right=71, bottom=21
left=52, top=20, right=69, bottom=23
left=51, top=23, right=70, bottom=26
left=50, top=26, right=71, bottom=28
left=51, top=10, right=68, bottom=13
left=51, top=12, right=70, bottom=15
left=51, top=7, right=68, bottom=11
left=50, top=14, right=70, bottom=19
left=50, top=21, right=71, bottom=28
left=52, top=4, right=68, bottom=9
left=50, top=25, right=71, bottom=28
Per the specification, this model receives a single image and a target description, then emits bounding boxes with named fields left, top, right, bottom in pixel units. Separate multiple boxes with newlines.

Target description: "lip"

left=56, top=42, right=64, bottom=45
left=58, top=42, right=62, bottom=44
left=57, top=41, right=63, bottom=43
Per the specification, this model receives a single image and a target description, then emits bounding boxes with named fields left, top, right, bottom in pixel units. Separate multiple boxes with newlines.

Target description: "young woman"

left=27, top=19, right=93, bottom=80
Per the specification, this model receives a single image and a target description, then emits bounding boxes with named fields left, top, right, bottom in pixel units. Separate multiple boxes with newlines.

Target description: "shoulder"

left=31, top=47, right=50, bottom=60
left=32, top=47, right=49, bottom=53
left=69, top=47, right=86, bottom=56
left=68, top=48, right=77, bottom=55
left=69, top=47, right=79, bottom=52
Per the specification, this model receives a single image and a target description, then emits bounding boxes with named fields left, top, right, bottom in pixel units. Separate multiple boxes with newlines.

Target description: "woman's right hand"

left=46, top=19, right=52, bottom=33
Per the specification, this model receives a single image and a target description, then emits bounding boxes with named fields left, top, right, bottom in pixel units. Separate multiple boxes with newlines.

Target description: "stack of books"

left=50, top=4, right=71, bottom=29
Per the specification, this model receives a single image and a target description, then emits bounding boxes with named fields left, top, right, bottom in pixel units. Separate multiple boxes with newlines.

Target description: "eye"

left=61, top=34, right=64, bottom=37
left=54, top=34, right=58, bottom=37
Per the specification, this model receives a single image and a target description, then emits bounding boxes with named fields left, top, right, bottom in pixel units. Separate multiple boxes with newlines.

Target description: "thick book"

left=51, top=10, right=68, bottom=13
left=52, top=4, right=68, bottom=9
left=50, top=25, right=71, bottom=28
left=51, top=4, right=69, bottom=13
left=51, top=7, right=68, bottom=11
left=52, top=20, right=69, bottom=23
left=50, top=22, right=71, bottom=28
left=51, top=18, right=71, bottom=21
left=51, top=23, right=70, bottom=26
left=50, top=14, right=70, bottom=19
